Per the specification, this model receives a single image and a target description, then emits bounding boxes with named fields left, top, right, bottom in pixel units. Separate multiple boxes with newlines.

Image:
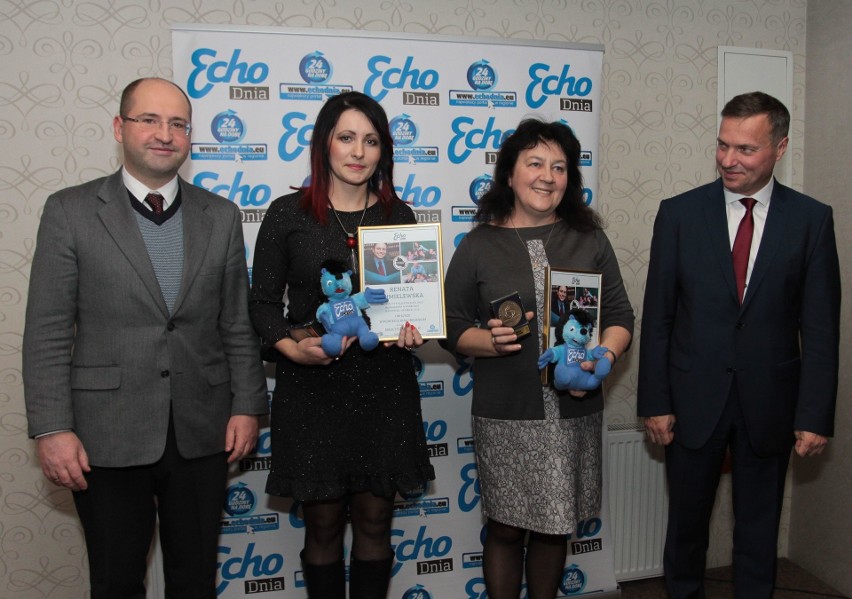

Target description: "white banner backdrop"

left=171, top=25, right=612, bottom=599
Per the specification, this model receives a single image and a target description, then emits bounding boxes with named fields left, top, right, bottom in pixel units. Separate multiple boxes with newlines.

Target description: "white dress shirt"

left=122, top=168, right=179, bottom=210
left=724, top=178, right=774, bottom=290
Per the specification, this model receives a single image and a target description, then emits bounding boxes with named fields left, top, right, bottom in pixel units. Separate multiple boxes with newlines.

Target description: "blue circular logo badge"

left=389, top=114, right=419, bottom=146
left=402, top=584, right=432, bottom=599
left=400, top=479, right=429, bottom=500
left=224, top=482, right=256, bottom=517
left=412, top=353, right=423, bottom=380
left=468, top=175, right=493, bottom=204
left=467, top=60, right=497, bottom=91
left=211, top=110, right=245, bottom=144
left=560, top=564, right=587, bottom=595
left=299, top=51, right=332, bottom=84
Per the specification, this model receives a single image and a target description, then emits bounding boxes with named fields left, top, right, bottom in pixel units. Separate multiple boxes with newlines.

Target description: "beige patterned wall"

left=789, top=2, right=852, bottom=595
left=0, top=0, right=812, bottom=595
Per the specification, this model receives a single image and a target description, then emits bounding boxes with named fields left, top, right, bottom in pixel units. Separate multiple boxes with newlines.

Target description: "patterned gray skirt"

left=472, top=389, right=602, bottom=535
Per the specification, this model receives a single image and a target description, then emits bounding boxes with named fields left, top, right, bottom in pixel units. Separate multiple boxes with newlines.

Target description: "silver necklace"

left=511, top=217, right=558, bottom=270
left=329, top=192, right=369, bottom=273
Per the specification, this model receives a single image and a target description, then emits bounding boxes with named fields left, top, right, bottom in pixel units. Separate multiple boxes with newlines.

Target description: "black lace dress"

left=249, top=192, right=434, bottom=501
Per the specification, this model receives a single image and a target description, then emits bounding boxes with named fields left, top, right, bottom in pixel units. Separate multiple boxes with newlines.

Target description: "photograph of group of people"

left=363, top=240, right=440, bottom=285
left=20, top=69, right=840, bottom=599
left=549, top=284, right=600, bottom=330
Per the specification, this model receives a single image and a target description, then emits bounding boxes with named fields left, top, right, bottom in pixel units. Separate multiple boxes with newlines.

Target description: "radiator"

left=606, top=424, right=668, bottom=581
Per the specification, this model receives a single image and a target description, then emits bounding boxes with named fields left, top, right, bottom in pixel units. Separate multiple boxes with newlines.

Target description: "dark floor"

left=619, top=558, right=849, bottom=598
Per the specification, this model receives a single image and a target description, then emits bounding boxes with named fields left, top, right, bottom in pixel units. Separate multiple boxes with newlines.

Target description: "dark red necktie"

left=145, top=192, right=164, bottom=215
left=732, top=197, right=756, bottom=304
left=378, top=261, right=386, bottom=276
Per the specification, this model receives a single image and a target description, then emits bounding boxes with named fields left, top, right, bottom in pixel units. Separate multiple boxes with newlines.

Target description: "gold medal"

left=498, top=300, right=522, bottom=327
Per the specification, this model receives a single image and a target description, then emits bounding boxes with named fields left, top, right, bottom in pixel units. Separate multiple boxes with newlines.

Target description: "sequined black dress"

left=249, top=192, right=434, bottom=501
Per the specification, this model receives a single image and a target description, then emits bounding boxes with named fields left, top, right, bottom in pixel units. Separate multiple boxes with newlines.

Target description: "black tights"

left=482, top=519, right=567, bottom=599
left=301, top=491, right=394, bottom=565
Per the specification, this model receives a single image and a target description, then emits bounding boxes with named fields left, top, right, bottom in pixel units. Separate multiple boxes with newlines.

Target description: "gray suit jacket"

left=23, top=170, right=268, bottom=467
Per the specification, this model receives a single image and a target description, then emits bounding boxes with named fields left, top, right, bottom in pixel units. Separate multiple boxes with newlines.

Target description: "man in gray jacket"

left=23, top=77, right=268, bottom=598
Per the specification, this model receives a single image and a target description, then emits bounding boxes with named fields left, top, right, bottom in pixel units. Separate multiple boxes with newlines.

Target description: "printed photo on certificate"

left=358, top=223, right=446, bottom=340
left=542, top=268, right=602, bottom=383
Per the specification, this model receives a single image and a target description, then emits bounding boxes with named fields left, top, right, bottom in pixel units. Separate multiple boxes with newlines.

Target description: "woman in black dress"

left=249, top=92, right=434, bottom=599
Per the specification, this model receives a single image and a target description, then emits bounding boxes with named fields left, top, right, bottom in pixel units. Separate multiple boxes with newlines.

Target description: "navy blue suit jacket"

left=363, top=257, right=400, bottom=285
left=638, top=179, right=840, bottom=456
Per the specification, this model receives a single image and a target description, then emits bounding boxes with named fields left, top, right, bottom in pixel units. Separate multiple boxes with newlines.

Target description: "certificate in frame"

left=542, top=268, right=603, bottom=383
left=357, top=223, right=446, bottom=340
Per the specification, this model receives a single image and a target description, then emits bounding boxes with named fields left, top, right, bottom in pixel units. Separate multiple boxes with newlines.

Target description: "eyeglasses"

left=120, top=115, right=192, bottom=136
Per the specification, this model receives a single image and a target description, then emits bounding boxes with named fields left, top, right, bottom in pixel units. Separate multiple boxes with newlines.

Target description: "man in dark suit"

left=550, top=285, right=570, bottom=327
left=23, top=78, right=268, bottom=598
left=638, top=92, right=840, bottom=598
left=364, top=241, right=400, bottom=284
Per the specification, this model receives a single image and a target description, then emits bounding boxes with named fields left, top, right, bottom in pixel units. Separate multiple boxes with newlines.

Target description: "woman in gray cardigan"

left=443, top=119, right=634, bottom=599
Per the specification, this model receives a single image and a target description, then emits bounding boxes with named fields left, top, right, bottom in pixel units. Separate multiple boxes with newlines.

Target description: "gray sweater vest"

left=135, top=209, right=184, bottom=315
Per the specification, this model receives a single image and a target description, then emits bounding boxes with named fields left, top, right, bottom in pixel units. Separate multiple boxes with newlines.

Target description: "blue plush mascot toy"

left=316, top=259, right=388, bottom=356
left=537, top=308, right=612, bottom=391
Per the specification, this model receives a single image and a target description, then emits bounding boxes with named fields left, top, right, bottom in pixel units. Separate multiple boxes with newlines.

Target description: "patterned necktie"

left=145, top=192, right=165, bottom=215
left=731, top=197, right=756, bottom=304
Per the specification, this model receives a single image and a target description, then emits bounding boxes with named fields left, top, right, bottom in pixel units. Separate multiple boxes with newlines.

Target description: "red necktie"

left=145, top=192, right=164, bottom=215
left=731, top=198, right=756, bottom=304
left=378, top=261, right=385, bottom=276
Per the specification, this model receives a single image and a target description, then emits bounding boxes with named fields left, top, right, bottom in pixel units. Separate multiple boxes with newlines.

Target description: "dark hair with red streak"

left=299, top=92, right=399, bottom=224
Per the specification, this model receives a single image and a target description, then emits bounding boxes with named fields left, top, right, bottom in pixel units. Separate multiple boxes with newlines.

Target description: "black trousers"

left=73, top=416, right=229, bottom=599
left=663, top=385, right=792, bottom=599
